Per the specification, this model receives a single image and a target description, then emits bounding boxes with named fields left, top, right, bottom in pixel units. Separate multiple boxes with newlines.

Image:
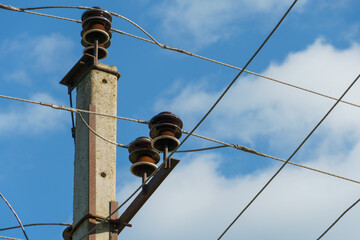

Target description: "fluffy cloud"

left=0, top=93, right=68, bottom=135
left=154, top=0, right=308, bottom=48
left=0, top=33, right=74, bottom=74
left=114, top=40, right=360, bottom=239
left=155, top=39, right=360, bottom=150
left=117, top=151, right=360, bottom=240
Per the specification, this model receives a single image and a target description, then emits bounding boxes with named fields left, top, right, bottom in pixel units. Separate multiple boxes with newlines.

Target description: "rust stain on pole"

left=89, top=104, right=97, bottom=240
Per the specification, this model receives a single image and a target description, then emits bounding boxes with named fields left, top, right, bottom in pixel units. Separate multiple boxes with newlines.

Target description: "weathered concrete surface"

left=73, top=63, right=118, bottom=240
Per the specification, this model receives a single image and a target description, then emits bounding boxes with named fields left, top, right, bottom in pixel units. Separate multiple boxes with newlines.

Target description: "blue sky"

left=1, top=0, right=360, bottom=239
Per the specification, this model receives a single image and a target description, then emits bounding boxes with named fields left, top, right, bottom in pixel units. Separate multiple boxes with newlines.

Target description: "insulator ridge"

left=81, top=7, right=112, bottom=60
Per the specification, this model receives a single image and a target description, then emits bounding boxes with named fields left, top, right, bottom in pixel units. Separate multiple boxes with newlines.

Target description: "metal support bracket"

left=59, top=53, right=121, bottom=93
left=116, top=158, right=180, bottom=234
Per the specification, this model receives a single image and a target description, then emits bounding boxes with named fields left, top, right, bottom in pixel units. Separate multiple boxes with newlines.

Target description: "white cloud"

left=31, top=33, right=74, bottom=71
left=130, top=39, right=360, bottom=239
left=4, top=70, right=31, bottom=85
left=154, top=0, right=307, bottom=48
left=0, top=33, right=74, bottom=73
left=0, top=93, right=68, bottom=135
left=155, top=39, right=360, bottom=150
left=117, top=150, right=360, bottom=240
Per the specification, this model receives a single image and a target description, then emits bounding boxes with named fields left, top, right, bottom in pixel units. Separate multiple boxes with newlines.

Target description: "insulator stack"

left=128, top=137, right=160, bottom=178
left=149, top=112, right=183, bottom=152
left=81, top=7, right=112, bottom=60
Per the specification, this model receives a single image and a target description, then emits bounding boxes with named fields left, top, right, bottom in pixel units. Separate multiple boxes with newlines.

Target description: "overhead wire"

left=317, top=197, right=360, bottom=239
left=0, top=236, right=23, bottom=240
left=69, top=92, right=76, bottom=141
left=165, top=0, right=298, bottom=165
left=0, top=193, right=29, bottom=240
left=1, top=4, right=360, bottom=111
left=0, top=93, right=359, bottom=185
left=175, top=145, right=229, bottom=153
left=0, top=223, right=72, bottom=232
left=0, top=4, right=80, bottom=23
left=218, top=74, right=360, bottom=239
left=1, top=3, right=360, bottom=239
left=77, top=112, right=127, bottom=148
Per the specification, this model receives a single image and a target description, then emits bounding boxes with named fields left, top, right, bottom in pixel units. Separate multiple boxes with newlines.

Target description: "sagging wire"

left=217, top=74, right=360, bottom=239
left=0, top=236, right=23, bottom=240
left=0, top=223, right=72, bottom=232
left=69, top=92, right=76, bottom=141
left=0, top=93, right=359, bottom=185
left=0, top=193, right=29, bottom=240
left=0, top=4, right=360, bottom=111
left=165, top=0, right=298, bottom=173
left=317, top=197, right=360, bottom=240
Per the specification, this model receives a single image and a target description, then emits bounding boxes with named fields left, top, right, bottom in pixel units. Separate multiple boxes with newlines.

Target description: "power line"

left=1, top=93, right=359, bottom=185
left=1, top=4, right=360, bottom=112
left=317, top=197, right=360, bottom=240
left=0, top=94, right=147, bottom=124
left=0, top=4, right=80, bottom=23
left=166, top=0, right=298, bottom=165
left=0, top=193, right=29, bottom=240
left=77, top=111, right=127, bottom=148
left=176, top=145, right=229, bottom=153
left=0, top=223, right=72, bottom=232
left=0, top=236, right=23, bottom=240
left=217, top=74, right=360, bottom=239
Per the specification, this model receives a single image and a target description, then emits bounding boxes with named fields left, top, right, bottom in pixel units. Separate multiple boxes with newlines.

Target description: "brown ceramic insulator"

left=128, top=136, right=160, bottom=178
left=128, top=148, right=160, bottom=164
left=151, top=136, right=180, bottom=153
left=82, top=28, right=110, bottom=45
left=128, top=137, right=153, bottom=153
left=83, top=22, right=106, bottom=32
left=81, top=7, right=112, bottom=46
left=149, top=112, right=183, bottom=152
left=130, top=162, right=157, bottom=178
left=149, top=111, right=183, bottom=130
left=81, top=39, right=111, bottom=48
left=81, top=7, right=112, bottom=30
left=149, top=122, right=182, bottom=139
left=138, top=156, right=156, bottom=164
left=160, top=130, right=175, bottom=137
left=81, top=24, right=112, bottom=39
left=83, top=45, right=108, bottom=60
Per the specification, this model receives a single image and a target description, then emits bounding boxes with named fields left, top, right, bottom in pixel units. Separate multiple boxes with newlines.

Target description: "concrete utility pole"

left=61, top=7, right=182, bottom=239
left=73, top=63, right=118, bottom=240
left=60, top=7, right=121, bottom=240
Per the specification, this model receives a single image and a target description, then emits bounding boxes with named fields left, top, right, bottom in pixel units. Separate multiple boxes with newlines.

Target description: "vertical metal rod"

left=94, top=39, right=99, bottom=63
left=164, top=141, right=168, bottom=169
left=142, top=172, right=147, bottom=193
left=69, top=92, right=76, bottom=142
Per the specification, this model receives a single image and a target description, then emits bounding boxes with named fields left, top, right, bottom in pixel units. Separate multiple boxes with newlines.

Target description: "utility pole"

left=60, top=8, right=121, bottom=240
left=73, top=62, right=119, bottom=240
left=60, top=7, right=182, bottom=240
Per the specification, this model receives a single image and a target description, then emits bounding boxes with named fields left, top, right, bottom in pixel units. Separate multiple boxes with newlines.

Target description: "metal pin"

left=164, top=141, right=169, bottom=169
left=94, top=39, right=99, bottom=62
left=142, top=172, right=147, bottom=193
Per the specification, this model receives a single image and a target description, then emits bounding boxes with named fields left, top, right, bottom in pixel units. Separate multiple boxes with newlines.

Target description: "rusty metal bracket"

left=116, top=158, right=180, bottom=234
left=62, top=212, right=120, bottom=240
left=60, top=53, right=121, bottom=93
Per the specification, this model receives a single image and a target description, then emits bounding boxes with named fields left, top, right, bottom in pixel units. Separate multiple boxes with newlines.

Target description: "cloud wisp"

left=0, top=93, right=68, bottom=135
left=153, top=0, right=307, bottom=48
left=117, top=150, right=360, bottom=240
left=155, top=39, right=360, bottom=150
left=112, top=39, right=360, bottom=239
